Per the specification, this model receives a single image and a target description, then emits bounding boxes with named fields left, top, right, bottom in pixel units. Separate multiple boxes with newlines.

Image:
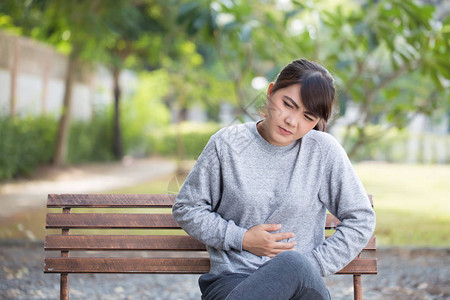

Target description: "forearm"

left=173, top=199, right=247, bottom=251
left=313, top=198, right=376, bottom=276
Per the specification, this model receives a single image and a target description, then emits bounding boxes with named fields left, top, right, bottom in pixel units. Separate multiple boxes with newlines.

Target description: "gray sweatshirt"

left=172, top=121, right=375, bottom=277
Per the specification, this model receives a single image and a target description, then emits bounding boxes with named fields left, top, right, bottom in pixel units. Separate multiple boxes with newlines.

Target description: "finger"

left=272, top=232, right=295, bottom=241
left=273, top=241, right=296, bottom=250
left=260, top=224, right=282, bottom=232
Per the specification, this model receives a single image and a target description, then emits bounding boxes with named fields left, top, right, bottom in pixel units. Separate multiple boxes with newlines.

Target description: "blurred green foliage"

left=0, top=0, right=449, bottom=176
left=0, top=115, right=56, bottom=179
left=121, top=70, right=171, bottom=157
left=67, top=112, right=114, bottom=164
left=147, top=122, right=220, bottom=159
left=0, top=114, right=218, bottom=180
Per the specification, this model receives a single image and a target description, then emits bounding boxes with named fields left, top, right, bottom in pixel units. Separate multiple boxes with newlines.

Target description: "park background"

left=0, top=0, right=449, bottom=299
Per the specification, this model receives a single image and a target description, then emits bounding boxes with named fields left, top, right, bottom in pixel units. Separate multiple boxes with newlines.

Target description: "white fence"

left=0, top=30, right=137, bottom=120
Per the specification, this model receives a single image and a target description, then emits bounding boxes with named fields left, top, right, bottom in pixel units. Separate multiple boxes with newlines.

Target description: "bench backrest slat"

left=45, top=235, right=376, bottom=252
left=46, top=213, right=343, bottom=229
left=46, top=213, right=179, bottom=229
left=47, top=194, right=176, bottom=208
left=45, top=194, right=376, bottom=278
left=45, top=235, right=206, bottom=251
left=44, top=257, right=377, bottom=275
left=46, top=213, right=344, bottom=230
left=48, top=194, right=373, bottom=208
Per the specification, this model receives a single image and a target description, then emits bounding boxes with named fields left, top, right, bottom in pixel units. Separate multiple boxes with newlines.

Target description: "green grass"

left=111, top=163, right=450, bottom=247
left=107, top=174, right=179, bottom=194
left=354, top=162, right=450, bottom=247
left=0, top=174, right=187, bottom=241
left=1, top=163, right=449, bottom=247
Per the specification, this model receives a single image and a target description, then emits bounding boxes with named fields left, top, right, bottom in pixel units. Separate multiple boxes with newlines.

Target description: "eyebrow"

left=283, top=95, right=317, bottom=118
left=283, top=96, right=299, bottom=109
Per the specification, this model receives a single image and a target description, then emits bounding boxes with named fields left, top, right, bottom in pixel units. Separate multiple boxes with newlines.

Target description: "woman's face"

left=261, top=83, right=320, bottom=146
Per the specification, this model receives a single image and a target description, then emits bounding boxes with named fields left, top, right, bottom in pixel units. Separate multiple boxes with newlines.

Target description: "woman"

left=172, top=59, right=376, bottom=300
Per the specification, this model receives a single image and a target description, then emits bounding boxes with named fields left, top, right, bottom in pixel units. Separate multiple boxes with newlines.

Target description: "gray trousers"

left=199, top=251, right=331, bottom=300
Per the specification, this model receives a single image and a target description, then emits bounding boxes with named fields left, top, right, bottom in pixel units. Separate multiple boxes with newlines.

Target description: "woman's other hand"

left=242, top=224, right=296, bottom=258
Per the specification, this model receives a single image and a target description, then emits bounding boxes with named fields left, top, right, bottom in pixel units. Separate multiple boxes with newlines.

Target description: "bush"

left=0, top=115, right=57, bottom=180
left=67, top=112, right=114, bottom=164
left=147, top=122, right=221, bottom=159
left=121, top=70, right=171, bottom=157
left=0, top=112, right=115, bottom=180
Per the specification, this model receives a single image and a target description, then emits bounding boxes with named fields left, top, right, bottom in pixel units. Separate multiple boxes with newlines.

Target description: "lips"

left=278, top=126, right=293, bottom=135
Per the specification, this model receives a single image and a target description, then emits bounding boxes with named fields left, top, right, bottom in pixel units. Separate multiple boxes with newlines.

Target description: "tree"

left=314, top=0, right=450, bottom=157
left=178, top=0, right=450, bottom=159
left=177, top=0, right=272, bottom=122
left=0, top=0, right=167, bottom=164
left=103, top=0, right=173, bottom=159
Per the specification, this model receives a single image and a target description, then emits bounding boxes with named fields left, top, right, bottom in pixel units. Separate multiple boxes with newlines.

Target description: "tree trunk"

left=10, top=37, right=19, bottom=116
left=347, top=127, right=367, bottom=159
left=53, top=52, right=77, bottom=167
left=112, top=66, right=123, bottom=159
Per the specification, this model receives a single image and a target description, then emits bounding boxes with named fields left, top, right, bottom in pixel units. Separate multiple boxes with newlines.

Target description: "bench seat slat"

left=45, top=235, right=206, bottom=251
left=44, top=257, right=210, bottom=274
left=44, top=257, right=377, bottom=275
left=47, top=194, right=175, bottom=208
left=44, top=235, right=376, bottom=252
left=46, top=213, right=180, bottom=229
left=337, top=258, right=378, bottom=274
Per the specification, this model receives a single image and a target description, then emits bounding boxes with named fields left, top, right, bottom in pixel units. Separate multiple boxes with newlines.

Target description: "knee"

left=275, top=251, right=314, bottom=274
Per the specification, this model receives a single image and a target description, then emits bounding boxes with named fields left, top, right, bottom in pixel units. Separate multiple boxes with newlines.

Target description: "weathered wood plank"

left=44, top=257, right=376, bottom=275
left=45, top=235, right=376, bottom=252
left=47, top=212, right=344, bottom=230
left=46, top=213, right=180, bottom=229
left=44, top=258, right=210, bottom=274
left=47, top=194, right=373, bottom=209
left=336, top=258, right=378, bottom=275
left=45, top=235, right=206, bottom=251
left=47, top=194, right=175, bottom=208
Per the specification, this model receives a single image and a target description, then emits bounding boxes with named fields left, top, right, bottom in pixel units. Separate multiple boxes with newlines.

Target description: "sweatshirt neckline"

left=248, top=120, right=300, bottom=154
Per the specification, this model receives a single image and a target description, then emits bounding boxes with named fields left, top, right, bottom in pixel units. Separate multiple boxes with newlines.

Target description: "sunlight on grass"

left=2, top=163, right=448, bottom=247
left=106, top=174, right=177, bottom=194
left=104, top=163, right=450, bottom=247
left=354, top=162, right=450, bottom=247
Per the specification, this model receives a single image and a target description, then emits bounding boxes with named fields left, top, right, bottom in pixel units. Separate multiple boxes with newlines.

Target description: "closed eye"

left=305, top=114, right=314, bottom=121
left=283, top=101, right=293, bottom=109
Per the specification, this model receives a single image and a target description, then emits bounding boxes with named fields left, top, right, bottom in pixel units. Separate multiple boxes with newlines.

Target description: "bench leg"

left=353, top=275, right=362, bottom=300
left=61, top=273, right=69, bottom=300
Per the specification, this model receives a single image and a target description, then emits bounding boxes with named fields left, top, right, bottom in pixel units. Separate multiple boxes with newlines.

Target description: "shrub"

left=146, top=122, right=221, bottom=159
left=67, top=112, right=114, bottom=164
left=0, top=115, right=57, bottom=180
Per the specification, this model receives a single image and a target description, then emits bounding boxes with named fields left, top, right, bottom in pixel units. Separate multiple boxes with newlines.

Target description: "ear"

left=266, top=82, right=275, bottom=99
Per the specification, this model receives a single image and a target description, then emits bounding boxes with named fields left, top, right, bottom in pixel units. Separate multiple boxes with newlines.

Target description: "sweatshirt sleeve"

left=172, top=131, right=247, bottom=251
left=313, top=136, right=376, bottom=277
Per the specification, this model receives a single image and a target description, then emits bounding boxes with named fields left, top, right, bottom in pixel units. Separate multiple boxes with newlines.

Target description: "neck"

left=257, top=120, right=267, bottom=141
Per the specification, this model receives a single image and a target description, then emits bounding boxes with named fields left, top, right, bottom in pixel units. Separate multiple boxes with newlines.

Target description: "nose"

left=285, top=112, right=299, bottom=127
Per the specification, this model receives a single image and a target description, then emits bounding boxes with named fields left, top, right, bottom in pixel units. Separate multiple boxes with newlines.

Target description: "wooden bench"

left=44, top=194, right=377, bottom=300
